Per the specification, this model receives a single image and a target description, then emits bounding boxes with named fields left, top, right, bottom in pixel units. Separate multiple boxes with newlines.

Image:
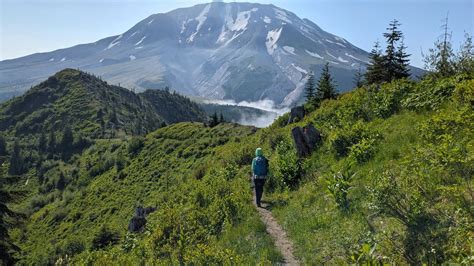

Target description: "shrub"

left=91, top=226, right=120, bottom=250
left=63, top=239, right=85, bottom=256
left=348, top=137, right=378, bottom=165
left=127, top=137, right=144, bottom=156
left=325, top=171, right=354, bottom=211
left=330, top=121, right=381, bottom=158
left=402, top=77, right=456, bottom=111
left=269, top=139, right=302, bottom=191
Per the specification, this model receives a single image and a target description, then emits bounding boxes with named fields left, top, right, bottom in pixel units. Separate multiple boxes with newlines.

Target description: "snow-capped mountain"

left=0, top=2, right=370, bottom=105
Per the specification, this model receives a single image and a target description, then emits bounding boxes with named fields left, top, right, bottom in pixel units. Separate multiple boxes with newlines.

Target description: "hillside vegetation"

left=1, top=67, right=473, bottom=264
left=0, top=69, right=206, bottom=139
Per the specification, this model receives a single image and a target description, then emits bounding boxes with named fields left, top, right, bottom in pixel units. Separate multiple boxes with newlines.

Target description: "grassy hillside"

left=218, top=73, right=473, bottom=264
left=2, top=69, right=472, bottom=264
left=8, top=123, right=282, bottom=264
left=0, top=69, right=206, bottom=139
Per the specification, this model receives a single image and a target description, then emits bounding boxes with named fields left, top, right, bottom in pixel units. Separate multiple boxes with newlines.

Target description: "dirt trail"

left=254, top=193, right=299, bottom=265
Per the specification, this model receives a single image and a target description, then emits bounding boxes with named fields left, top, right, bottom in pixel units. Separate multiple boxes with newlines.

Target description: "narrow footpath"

left=254, top=193, right=299, bottom=265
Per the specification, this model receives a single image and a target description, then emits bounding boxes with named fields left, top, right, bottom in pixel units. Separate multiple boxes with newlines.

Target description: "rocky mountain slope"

left=0, top=2, right=371, bottom=105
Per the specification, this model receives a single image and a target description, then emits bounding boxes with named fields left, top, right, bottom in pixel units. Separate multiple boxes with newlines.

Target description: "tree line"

left=305, top=17, right=473, bottom=106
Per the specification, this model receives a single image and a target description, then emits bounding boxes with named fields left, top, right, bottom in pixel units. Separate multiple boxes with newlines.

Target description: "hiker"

left=252, top=148, right=269, bottom=207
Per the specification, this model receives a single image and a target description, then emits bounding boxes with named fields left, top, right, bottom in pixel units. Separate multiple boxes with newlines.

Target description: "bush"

left=330, top=121, right=381, bottom=158
left=325, top=171, right=354, bottom=211
left=91, top=226, right=120, bottom=250
left=127, top=137, right=144, bottom=156
left=63, top=239, right=85, bottom=256
left=268, top=139, right=302, bottom=191
left=348, top=138, right=378, bottom=165
left=402, top=77, right=456, bottom=111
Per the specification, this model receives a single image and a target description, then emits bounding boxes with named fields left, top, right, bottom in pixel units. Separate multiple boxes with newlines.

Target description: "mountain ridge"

left=0, top=68, right=207, bottom=138
left=0, top=2, right=373, bottom=105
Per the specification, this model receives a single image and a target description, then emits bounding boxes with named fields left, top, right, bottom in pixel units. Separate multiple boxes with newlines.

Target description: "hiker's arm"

left=251, top=158, right=255, bottom=173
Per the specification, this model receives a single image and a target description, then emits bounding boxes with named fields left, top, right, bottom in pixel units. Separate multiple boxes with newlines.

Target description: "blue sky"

left=1, top=0, right=472, bottom=68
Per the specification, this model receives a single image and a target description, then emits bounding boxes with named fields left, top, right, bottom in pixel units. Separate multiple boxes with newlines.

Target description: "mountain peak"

left=0, top=2, right=371, bottom=105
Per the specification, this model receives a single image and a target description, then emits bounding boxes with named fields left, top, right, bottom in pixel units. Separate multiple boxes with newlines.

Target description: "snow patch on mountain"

left=345, top=52, right=365, bottom=62
left=306, top=50, right=323, bottom=59
left=274, top=8, right=291, bottom=23
left=266, top=28, right=282, bottom=55
left=337, top=56, right=349, bottom=63
left=107, top=35, right=123, bottom=50
left=49, top=58, right=55, bottom=62
left=188, top=4, right=211, bottom=43
left=129, top=55, right=136, bottom=61
left=60, top=57, right=66, bottom=62
left=292, top=63, right=307, bottom=74
left=147, top=19, right=155, bottom=25
left=263, top=16, right=272, bottom=24
left=129, top=31, right=139, bottom=39
left=135, top=36, right=146, bottom=46
left=283, top=46, right=296, bottom=55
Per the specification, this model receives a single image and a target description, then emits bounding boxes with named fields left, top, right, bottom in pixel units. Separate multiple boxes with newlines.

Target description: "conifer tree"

left=0, top=134, right=6, bottom=156
left=423, top=15, right=455, bottom=77
left=365, top=41, right=386, bottom=84
left=455, top=32, right=474, bottom=74
left=8, top=141, right=23, bottom=175
left=394, top=38, right=411, bottom=79
left=210, top=112, right=219, bottom=127
left=219, top=113, right=225, bottom=123
left=48, top=131, right=56, bottom=155
left=315, top=63, right=338, bottom=103
left=383, top=19, right=403, bottom=82
left=0, top=171, right=19, bottom=264
left=304, top=72, right=316, bottom=104
left=56, top=172, right=66, bottom=190
left=38, top=132, right=47, bottom=153
left=353, top=65, right=365, bottom=88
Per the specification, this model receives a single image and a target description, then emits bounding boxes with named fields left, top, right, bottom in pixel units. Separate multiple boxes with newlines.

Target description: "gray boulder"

left=287, top=106, right=305, bottom=125
left=128, top=206, right=157, bottom=233
left=291, top=124, right=321, bottom=157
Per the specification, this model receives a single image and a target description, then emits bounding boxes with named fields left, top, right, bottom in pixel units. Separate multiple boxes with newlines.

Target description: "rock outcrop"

left=291, top=124, right=321, bottom=157
left=287, top=106, right=305, bottom=125
left=128, top=206, right=157, bottom=233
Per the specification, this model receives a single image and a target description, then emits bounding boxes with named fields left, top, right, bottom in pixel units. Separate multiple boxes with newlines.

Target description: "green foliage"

left=0, top=134, right=6, bottom=156
left=127, top=136, right=144, bottom=156
left=8, top=140, right=25, bottom=175
left=315, top=62, right=338, bottom=104
left=268, top=139, right=302, bottom=191
left=325, top=171, right=354, bottom=211
left=305, top=72, right=316, bottom=104
left=92, top=225, right=121, bottom=250
left=329, top=121, right=381, bottom=158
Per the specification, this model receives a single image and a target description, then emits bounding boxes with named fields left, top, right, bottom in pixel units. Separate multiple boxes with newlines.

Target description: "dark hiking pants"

left=254, top=179, right=266, bottom=206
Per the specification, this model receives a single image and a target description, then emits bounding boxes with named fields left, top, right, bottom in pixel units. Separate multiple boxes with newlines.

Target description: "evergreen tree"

left=37, top=132, right=47, bottom=153
left=423, top=15, right=455, bottom=77
left=0, top=172, right=20, bottom=264
left=315, top=63, right=338, bottom=103
left=48, top=131, right=56, bottom=155
left=0, top=134, right=6, bottom=156
left=365, top=41, right=386, bottom=84
left=8, top=141, right=23, bottom=175
left=61, top=126, right=74, bottom=152
left=210, top=112, right=219, bottom=127
left=353, top=65, right=365, bottom=88
left=304, top=72, right=316, bottom=104
left=455, top=32, right=474, bottom=74
left=219, top=113, right=225, bottom=123
left=383, top=19, right=405, bottom=81
left=56, top=172, right=66, bottom=190
left=394, top=38, right=411, bottom=79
